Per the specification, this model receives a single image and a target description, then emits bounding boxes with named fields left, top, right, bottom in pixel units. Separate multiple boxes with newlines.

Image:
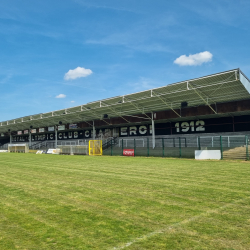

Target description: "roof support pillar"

left=151, top=112, right=155, bottom=149
left=29, top=130, right=31, bottom=147
left=55, top=126, right=57, bottom=148
left=92, top=121, right=96, bottom=140
left=9, top=131, right=12, bottom=144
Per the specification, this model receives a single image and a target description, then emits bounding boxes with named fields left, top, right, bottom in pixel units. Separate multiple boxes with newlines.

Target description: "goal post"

left=8, top=143, right=29, bottom=153
left=89, top=140, right=102, bottom=156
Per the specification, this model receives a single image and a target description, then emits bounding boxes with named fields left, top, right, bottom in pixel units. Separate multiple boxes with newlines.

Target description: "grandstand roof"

left=1, top=68, right=250, bottom=133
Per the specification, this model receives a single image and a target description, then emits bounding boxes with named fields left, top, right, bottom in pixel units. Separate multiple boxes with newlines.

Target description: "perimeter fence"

left=103, top=135, right=250, bottom=160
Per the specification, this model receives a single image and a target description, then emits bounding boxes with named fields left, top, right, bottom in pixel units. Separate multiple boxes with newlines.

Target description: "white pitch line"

left=112, top=196, right=250, bottom=250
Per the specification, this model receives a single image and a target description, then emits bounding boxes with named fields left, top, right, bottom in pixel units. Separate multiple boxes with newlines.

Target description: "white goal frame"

left=58, top=145, right=88, bottom=155
left=8, top=143, right=29, bottom=153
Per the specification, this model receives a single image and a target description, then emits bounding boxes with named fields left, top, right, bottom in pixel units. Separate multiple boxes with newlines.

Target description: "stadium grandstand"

left=1, top=68, right=250, bottom=159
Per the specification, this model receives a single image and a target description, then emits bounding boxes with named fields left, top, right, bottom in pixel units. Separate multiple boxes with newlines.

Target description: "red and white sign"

left=123, top=149, right=134, bottom=156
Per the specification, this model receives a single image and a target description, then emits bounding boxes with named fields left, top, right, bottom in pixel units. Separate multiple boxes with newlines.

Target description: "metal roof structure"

left=1, top=68, right=250, bottom=133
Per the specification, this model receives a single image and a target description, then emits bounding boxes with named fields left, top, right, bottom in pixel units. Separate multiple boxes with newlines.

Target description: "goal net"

left=89, top=140, right=102, bottom=156
left=8, top=143, right=29, bottom=153
left=58, top=145, right=88, bottom=155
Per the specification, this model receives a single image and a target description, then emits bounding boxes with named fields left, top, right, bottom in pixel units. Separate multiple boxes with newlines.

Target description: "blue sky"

left=0, top=0, right=250, bottom=121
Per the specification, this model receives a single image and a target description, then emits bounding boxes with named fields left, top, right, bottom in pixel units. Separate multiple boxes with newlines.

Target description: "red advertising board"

left=123, top=149, right=134, bottom=156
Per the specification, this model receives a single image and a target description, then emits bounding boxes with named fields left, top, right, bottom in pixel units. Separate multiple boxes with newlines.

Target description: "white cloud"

left=71, top=100, right=75, bottom=103
left=174, top=51, right=213, bottom=66
left=56, top=94, right=66, bottom=98
left=64, top=67, right=93, bottom=80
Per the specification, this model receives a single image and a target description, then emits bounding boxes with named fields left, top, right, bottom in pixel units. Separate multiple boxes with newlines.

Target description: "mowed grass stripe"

left=0, top=153, right=249, bottom=249
left=1, top=156, right=248, bottom=195
left=116, top=196, right=250, bottom=250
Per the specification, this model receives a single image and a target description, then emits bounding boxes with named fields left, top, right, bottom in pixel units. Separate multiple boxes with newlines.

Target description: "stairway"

left=223, top=146, right=248, bottom=160
left=102, top=137, right=118, bottom=150
left=30, top=141, right=55, bottom=150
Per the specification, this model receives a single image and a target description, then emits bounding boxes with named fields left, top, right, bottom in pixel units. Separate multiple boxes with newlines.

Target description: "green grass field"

left=0, top=154, right=250, bottom=249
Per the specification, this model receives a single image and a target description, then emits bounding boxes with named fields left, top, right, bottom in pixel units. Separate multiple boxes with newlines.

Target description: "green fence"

left=103, top=135, right=250, bottom=160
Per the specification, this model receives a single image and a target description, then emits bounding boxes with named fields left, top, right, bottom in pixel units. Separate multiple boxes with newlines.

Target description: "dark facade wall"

left=7, top=115, right=250, bottom=142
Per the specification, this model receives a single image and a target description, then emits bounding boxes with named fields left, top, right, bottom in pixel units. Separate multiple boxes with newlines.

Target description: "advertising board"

left=39, top=128, right=45, bottom=133
left=69, top=124, right=77, bottom=129
left=58, top=125, right=65, bottom=131
left=123, top=149, right=134, bottom=156
left=48, top=126, right=54, bottom=132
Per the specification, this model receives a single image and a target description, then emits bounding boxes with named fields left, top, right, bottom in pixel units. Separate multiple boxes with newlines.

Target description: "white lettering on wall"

left=196, top=120, right=205, bottom=131
left=121, top=127, right=128, bottom=136
left=130, top=126, right=137, bottom=135
left=139, top=125, right=147, bottom=135
left=175, top=120, right=205, bottom=133
left=85, top=131, right=90, bottom=137
left=74, top=132, right=78, bottom=138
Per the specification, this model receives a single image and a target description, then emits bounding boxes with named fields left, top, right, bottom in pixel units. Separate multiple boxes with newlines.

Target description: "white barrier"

left=47, top=149, right=60, bottom=154
left=195, top=150, right=221, bottom=160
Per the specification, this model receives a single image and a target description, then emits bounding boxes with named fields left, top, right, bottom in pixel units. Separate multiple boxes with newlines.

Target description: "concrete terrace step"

left=223, top=146, right=248, bottom=159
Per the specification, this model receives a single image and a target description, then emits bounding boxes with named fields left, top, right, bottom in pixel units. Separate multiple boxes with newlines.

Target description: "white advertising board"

left=58, top=125, right=65, bottom=131
left=47, top=149, right=60, bottom=154
left=195, top=150, right=221, bottom=160
left=48, top=126, right=54, bottom=132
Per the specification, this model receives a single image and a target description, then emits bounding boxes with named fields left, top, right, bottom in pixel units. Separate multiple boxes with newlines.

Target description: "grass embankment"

left=0, top=154, right=249, bottom=249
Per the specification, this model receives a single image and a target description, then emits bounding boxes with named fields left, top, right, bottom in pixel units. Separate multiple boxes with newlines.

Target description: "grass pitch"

left=0, top=154, right=250, bottom=249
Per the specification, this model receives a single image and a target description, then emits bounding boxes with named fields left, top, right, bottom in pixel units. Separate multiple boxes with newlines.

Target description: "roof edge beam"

left=81, top=107, right=111, bottom=125
left=123, top=97, right=152, bottom=120
left=189, top=83, right=217, bottom=114
left=152, top=90, right=181, bottom=117
left=100, top=101, right=130, bottom=123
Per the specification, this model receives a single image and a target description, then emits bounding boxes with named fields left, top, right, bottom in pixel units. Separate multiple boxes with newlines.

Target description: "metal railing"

left=103, top=135, right=250, bottom=160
